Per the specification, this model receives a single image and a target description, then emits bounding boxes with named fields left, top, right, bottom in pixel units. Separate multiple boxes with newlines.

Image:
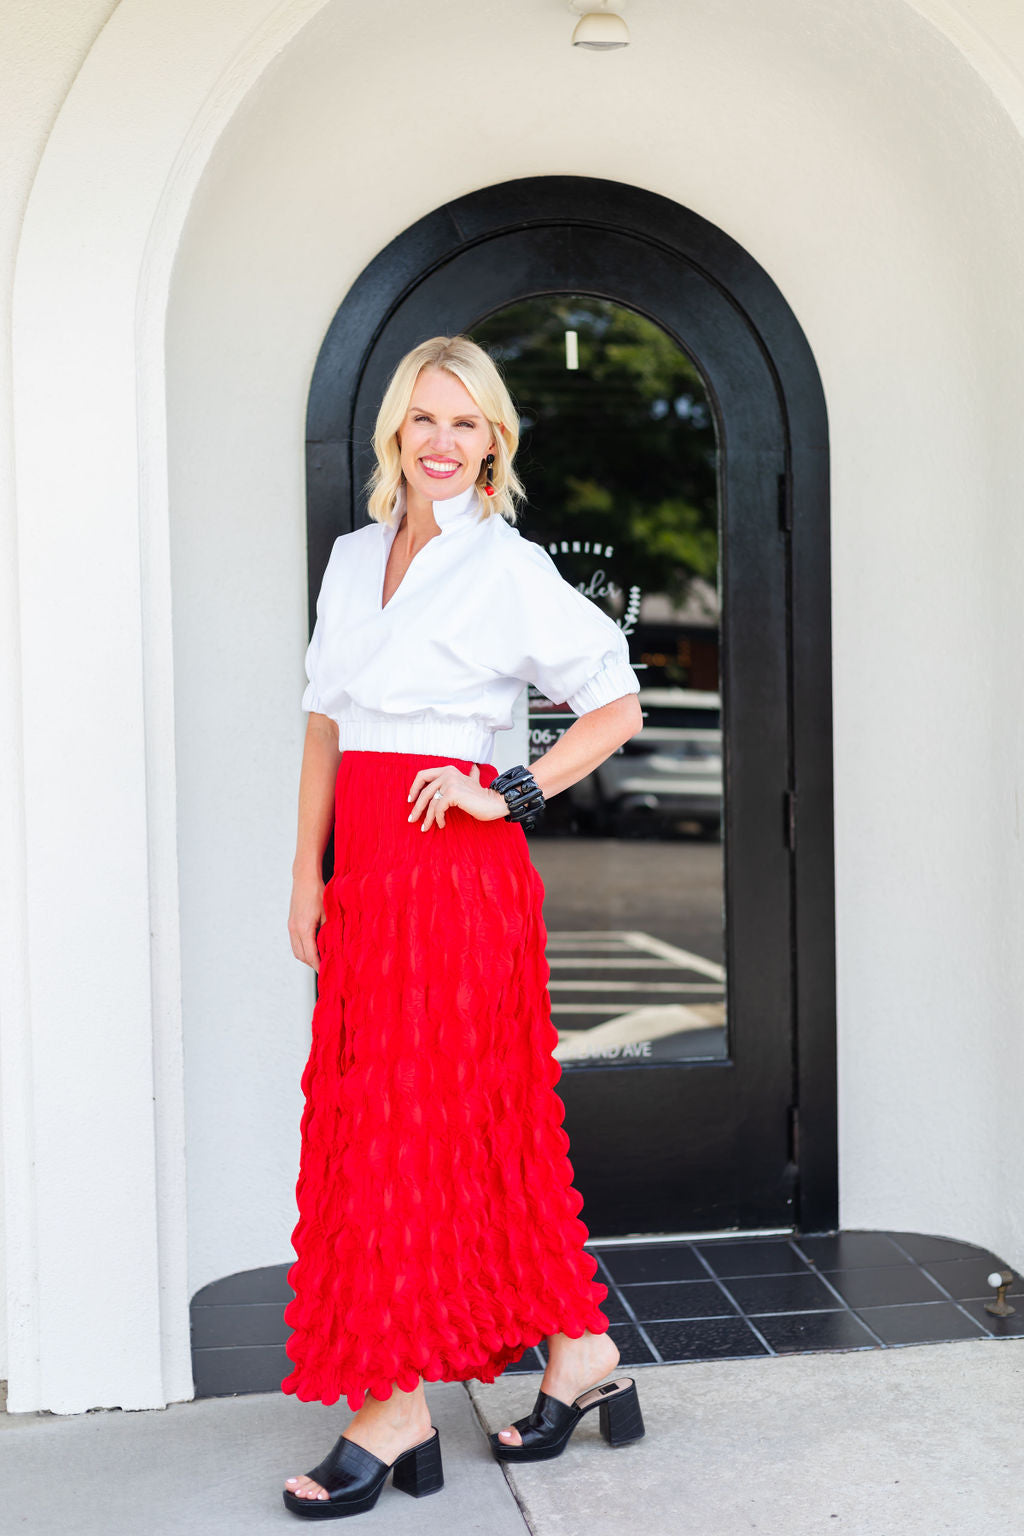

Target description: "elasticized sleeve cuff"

left=301, top=677, right=323, bottom=714
left=565, top=652, right=641, bottom=716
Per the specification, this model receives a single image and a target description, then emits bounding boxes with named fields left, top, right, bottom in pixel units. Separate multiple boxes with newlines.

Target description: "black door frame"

left=306, top=176, right=837, bottom=1233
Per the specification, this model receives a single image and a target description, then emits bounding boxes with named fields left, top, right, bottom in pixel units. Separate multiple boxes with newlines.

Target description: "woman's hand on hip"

left=289, top=871, right=326, bottom=971
left=407, top=763, right=508, bottom=831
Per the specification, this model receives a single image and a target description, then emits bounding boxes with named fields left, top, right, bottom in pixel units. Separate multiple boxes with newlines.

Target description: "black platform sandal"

left=282, top=1427, right=443, bottom=1519
left=489, top=1377, right=644, bottom=1463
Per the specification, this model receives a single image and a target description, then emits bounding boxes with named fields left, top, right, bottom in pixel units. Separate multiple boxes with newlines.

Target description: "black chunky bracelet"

left=490, top=763, right=546, bottom=832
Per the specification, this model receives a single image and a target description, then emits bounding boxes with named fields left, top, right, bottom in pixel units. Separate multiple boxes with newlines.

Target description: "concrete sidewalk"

left=2, top=1339, right=1021, bottom=1534
left=473, top=1339, right=1023, bottom=1534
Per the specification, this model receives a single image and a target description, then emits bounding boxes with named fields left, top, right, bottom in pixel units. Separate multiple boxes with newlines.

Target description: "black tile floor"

left=190, top=1230, right=1024, bottom=1398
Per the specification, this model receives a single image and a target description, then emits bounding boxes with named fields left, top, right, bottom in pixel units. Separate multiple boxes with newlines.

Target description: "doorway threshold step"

left=190, top=1228, right=1022, bottom=1397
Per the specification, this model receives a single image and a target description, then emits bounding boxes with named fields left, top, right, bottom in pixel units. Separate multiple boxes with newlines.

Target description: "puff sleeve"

left=301, top=537, right=342, bottom=714
left=482, top=539, right=639, bottom=714
left=301, top=627, right=323, bottom=713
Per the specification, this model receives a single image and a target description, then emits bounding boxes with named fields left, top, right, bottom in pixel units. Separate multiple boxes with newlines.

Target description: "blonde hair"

left=366, top=335, right=524, bottom=525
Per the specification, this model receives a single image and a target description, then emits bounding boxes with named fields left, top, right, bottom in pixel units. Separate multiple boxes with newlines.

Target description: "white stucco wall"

left=5, top=0, right=334, bottom=1416
left=5, top=0, right=1024, bottom=1411
left=0, top=0, right=124, bottom=1397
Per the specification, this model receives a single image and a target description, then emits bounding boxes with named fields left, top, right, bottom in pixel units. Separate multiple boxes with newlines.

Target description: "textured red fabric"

left=281, top=750, right=609, bottom=1410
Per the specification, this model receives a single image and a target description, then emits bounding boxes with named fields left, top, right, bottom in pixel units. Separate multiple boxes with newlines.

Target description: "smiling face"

left=396, top=366, right=496, bottom=506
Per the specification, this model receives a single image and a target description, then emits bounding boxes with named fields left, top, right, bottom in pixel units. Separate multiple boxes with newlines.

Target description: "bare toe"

left=288, top=1475, right=326, bottom=1500
left=497, top=1426, right=522, bottom=1447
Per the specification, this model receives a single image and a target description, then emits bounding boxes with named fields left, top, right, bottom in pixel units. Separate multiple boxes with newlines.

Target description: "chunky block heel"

left=489, top=1377, right=644, bottom=1463
left=598, top=1380, right=645, bottom=1446
left=391, top=1431, right=444, bottom=1497
left=283, top=1427, right=443, bottom=1519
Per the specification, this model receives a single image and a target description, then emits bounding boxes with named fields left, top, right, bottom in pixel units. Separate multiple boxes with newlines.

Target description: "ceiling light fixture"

left=569, top=0, right=630, bottom=51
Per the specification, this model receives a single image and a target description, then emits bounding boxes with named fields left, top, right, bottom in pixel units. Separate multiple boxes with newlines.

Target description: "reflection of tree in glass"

left=471, top=297, right=718, bottom=614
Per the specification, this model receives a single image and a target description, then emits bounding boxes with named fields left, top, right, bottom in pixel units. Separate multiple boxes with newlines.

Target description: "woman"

left=281, top=336, right=646, bottom=1519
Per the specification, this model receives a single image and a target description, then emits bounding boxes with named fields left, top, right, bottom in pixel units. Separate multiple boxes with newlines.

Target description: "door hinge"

left=783, top=788, right=797, bottom=850
left=777, top=470, right=792, bottom=533
left=788, top=1104, right=800, bottom=1164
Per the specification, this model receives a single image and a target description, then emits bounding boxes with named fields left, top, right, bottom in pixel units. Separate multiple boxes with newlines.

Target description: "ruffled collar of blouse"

left=388, top=482, right=483, bottom=531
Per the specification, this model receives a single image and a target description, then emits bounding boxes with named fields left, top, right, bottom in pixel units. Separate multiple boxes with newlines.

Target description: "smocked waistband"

left=335, top=714, right=497, bottom=762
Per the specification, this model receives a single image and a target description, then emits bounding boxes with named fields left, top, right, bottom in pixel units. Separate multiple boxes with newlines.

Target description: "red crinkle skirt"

left=280, top=750, right=610, bottom=1410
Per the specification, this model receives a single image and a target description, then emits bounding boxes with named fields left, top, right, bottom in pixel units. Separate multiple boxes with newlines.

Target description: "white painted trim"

left=906, top=1, right=1024, bottom=131
left=134, top=0, right=334, bottom=1418
left=7, top=0, right=332, bottom=1414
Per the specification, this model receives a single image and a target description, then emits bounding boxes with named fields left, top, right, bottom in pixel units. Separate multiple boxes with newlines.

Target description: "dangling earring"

left=484, top=453, right=496, bottom=497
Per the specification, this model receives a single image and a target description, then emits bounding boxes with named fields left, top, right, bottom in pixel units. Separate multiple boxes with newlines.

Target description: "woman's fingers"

left=288, top=881, right=327, bottom=970
left=422, top=781, right=446, bottom=830
left=408, top=768, right=449, bottom=830
left=407, top=769, right=432, bottom=804
left=289, top=923, right=320, bottom=971
left=406, top=763, right=495, bottom=831
left=289, top=929, right=313, bottom=970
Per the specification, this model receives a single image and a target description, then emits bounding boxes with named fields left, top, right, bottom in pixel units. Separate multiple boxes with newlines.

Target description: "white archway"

left=8, top=0, right=333, bottom=1416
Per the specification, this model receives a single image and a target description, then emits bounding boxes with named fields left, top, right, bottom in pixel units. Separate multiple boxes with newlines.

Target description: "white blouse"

left=302, top=484, right=640, bottom=762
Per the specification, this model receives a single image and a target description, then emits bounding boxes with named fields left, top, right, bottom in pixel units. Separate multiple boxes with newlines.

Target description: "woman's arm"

left=407, top=694, right=644, bottom=831
left=526, top=692, right=644, bottom=803
left=288, top=711, right=343, bottom=971
left=405, top=691, right=641, bottom=829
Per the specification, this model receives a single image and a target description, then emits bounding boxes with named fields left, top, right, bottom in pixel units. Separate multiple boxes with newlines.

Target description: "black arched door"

left=306, top=178, right=835, bottom=1237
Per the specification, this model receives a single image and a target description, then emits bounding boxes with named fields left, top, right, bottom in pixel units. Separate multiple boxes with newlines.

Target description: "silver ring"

left=433, top=789, right=444, bottom=799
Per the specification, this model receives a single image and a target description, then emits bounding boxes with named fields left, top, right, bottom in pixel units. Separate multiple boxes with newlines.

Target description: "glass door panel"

left=473, top=297, right=727, bottom=1067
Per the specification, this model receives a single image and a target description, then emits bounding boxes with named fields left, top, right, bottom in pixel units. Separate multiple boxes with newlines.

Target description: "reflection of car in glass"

left=568, top=688, right=723, bottom=838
